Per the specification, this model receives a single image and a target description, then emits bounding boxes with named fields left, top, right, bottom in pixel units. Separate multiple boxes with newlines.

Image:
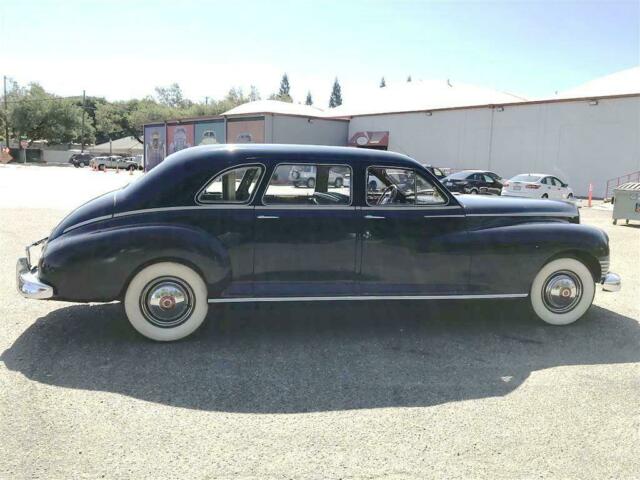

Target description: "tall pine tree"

left=269, top=73, right=293, bottom=102
left=328, top=78, right=342, bottom=108
left=406, top=75, right=412, bottom=82
left=379, top=77, right=386, bottom=88
left=305, top=91, right=313, bottom=105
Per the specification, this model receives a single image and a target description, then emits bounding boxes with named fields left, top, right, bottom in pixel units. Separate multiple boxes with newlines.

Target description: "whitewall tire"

left=124, top=262, right=209, bottom=341
left=530, top=258, right=595, bottom=326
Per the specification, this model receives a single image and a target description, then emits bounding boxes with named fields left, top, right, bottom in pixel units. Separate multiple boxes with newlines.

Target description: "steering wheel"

left=377, top=185, right=398, bottom=205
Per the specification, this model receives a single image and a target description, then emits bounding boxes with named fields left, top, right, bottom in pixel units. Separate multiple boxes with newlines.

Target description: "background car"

left=502, top=174, right=574, bottom=200
left=442, top=170, right=504, bottom=195
left=289, top=165, right=350, bottom=188
left=425, top=165, right=446, bottom=180
left=90, top=155, right=142, bottom=171
left=68, top=152, right=93, bottom=168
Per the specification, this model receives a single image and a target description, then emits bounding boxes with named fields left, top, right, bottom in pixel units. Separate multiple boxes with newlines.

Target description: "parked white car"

left=501, top=174, right=574, bottom=200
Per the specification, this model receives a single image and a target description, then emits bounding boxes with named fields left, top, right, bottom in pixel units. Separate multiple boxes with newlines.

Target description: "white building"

left=149, top=68, right=639, bottom=198
left=335, top=67, right=640, bottom=198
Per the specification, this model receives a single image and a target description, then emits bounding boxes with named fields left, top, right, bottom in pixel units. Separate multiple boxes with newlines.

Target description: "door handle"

left=257, top=215, right=279, bottom=219
left=364, top=215, right=385, bottom=219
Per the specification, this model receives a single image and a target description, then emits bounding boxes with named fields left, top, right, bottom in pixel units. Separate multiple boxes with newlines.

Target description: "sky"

left=0, top=0, right=638, bottom=107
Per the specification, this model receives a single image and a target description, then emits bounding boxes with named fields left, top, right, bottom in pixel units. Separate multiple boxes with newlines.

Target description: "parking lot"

left=0, top=164, right=638, bottom=478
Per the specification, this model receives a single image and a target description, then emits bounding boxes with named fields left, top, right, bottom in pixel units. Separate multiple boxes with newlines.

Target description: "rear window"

left=511, top=174, right=542, bottom=183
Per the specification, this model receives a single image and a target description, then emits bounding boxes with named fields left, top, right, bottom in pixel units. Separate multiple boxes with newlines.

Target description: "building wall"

left=271, top=115, right=349, bottom=146
left=348, top=96, right=640, bottom=197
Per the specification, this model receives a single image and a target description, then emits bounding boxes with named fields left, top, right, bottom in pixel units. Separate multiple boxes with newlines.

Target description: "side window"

left=552, top=177, right=563, bottom=187
left=483, top=174, right=494, bottom=183
left=541, top=177, right=549, bottom=185
left=198, top=165, right=263, bottom=203
left=367, top=167, right=445, bottom=206
left=263, top=164, right=351, bottom=206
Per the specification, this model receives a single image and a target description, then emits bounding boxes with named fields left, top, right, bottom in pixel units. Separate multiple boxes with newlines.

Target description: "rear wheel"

left=124, top=262, right=209, bottom=341
left=530, top=258, right=595, bottom=326
left=542, top=193, right=549, bottom=199
left=307, top=177, right=316, bottom=189
left=98, top=164, right=105, bottom=171
left=79, top=161, right=85, bottom=167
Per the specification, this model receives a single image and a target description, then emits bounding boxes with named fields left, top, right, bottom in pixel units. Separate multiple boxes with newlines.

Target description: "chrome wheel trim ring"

left=541, top=270, right=583, bottom=314
left=140, top=276, right=195, bottom=328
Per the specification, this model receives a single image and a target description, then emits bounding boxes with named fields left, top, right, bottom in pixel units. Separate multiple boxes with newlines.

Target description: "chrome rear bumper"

left=601, top=272, right=621, bottom=292
left=16, top=257, right=54, bottom=299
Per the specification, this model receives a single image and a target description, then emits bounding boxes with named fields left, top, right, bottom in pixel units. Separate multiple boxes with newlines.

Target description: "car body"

left=17, top=145, right=620, bottom=341
left=442, top=170, right=504, bottom=195
left=502, top=174, right=574, bottom=200
left=68, top=152, right=94, bottom=167
left=90, top=155, right=141, bottom=171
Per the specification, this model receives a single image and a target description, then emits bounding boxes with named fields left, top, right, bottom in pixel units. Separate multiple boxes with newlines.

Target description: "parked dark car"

left=443, top=170, right=504, bottom=195
left=68, top=152, right=94, bottom=168
left=17, top=145, right=620, bottom=341
left=425, top=165, right=446, bottom=180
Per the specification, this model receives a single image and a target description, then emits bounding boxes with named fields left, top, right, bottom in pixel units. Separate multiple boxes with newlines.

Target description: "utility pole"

left=205, top=96, right=209, bottom=105
left=3, top=76, right=9, bottom=148
left=80, top=90, right=86, bottom=153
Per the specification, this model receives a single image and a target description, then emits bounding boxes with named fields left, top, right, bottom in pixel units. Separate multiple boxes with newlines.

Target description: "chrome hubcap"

left=542, top=270, right=582, bottom=313
left=140, top=277, right=194, bottom=328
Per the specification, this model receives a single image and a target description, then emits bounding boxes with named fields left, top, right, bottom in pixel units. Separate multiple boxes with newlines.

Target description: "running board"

left=208, top=293, right=528, bottom=304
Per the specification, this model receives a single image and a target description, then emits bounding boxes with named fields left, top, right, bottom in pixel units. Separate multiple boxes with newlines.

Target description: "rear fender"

left=40, top=224, right=230, bottom=302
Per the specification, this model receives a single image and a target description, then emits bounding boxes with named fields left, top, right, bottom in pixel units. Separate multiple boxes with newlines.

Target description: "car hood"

left=49, top=190, right=116, bottom=240
left=457, top=194, right=578, bottom=218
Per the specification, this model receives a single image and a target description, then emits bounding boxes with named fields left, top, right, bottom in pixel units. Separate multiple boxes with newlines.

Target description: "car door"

left=252, top=162, right=358, bottom=297
left=540, top=177, right=553, bottom=197
left=482, top=174, right=501, bottom=195
left=551, top=177, right=565, bottom=198
left=360, top=165, right=470, bottom=296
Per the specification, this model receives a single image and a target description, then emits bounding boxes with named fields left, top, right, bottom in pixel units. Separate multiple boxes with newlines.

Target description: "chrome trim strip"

left=466, top=212, right=575, bottom=217
left=112, top=205, right=252, bottom=218
left=208, top=293, right=528, bottom=303
left=361, top=205, right=463, bottom=211
left=423, top=214, right=466, bottom=218
left=255, top=205, right=355, bottom=210
left=62, top=214, right=113, bottom=234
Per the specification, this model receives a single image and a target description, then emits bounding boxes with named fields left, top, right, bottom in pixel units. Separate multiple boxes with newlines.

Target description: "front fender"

left=40, top=224, right=230, bottom=302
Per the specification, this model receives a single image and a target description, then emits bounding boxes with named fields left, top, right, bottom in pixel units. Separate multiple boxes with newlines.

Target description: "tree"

left=407, top=75, right=412, bottom=82
left=305, top=91, right=313, bottom=106
left=154, top=83, right=190, bottom=108
left=379, top=77, right=386, bottom=88
left=249, top=85, right=261, bottom=102
left=8, top=82, right=92, bottom=145
left=269, top=73, right=293, bottom=102
left=328, top=77, right=342, bottom=108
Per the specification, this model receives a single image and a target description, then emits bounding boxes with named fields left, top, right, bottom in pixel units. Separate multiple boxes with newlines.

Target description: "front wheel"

left=530, top=258, right=595, bottom=326
left=124, top=262, right=209, bottom=341
left=127, top=165, right=136, bottom=171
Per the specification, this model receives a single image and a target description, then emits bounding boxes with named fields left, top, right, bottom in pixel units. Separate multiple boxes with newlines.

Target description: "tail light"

left=526, top=184, right=541, bottom=189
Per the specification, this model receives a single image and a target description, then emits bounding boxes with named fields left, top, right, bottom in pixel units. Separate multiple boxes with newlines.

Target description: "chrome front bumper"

left=16, top=257, right=54, bottom=299
left=601, top=272, right=621, bottom=292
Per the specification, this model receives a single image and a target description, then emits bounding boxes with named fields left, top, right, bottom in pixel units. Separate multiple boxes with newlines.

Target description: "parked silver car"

left=90, top=155, right=141, bottom=171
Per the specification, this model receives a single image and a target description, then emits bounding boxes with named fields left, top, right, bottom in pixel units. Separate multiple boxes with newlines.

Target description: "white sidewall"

left=124, top=262, right=209, bottom=341
left=530, top=258, right=595, bottom=326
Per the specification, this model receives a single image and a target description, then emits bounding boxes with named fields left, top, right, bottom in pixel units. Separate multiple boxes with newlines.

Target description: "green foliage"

left=154, top=83, right=190, bottom=108
left=305, top=91, right=313, bottom=106
left=7, top=82, right=94, bottom=145
left=269, top=73, right=293, bottom=103
left=328, top=77, right=342, bottom=108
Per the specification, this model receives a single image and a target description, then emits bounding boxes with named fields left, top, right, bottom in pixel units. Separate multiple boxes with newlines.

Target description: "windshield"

left=511, top=174, right=542, bottom=183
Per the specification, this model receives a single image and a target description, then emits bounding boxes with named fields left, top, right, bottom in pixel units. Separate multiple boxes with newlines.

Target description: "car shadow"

left=2, top=301, right=638, bottom=413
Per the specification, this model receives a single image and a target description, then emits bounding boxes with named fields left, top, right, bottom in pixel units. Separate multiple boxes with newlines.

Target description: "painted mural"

left=144, top=125, right=166, bottom=171
left=195, top=120, right=225, bottom=146
left=167, top=124, right=194, bottom=154
left=226, top=119, right=264, bottom=143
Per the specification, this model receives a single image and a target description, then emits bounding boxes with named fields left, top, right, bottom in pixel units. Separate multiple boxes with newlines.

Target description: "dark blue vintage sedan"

left=17, top=145, right=620, bottom=341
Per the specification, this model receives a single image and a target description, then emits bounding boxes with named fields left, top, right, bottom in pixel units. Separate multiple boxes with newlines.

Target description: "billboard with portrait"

left=226, top=118, right=264, bottom=144
left=144, top=124, right=166, bottom=171
left=167, top=124, right=194, bottom=155
left=195, top=120, right=225, bottom=146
